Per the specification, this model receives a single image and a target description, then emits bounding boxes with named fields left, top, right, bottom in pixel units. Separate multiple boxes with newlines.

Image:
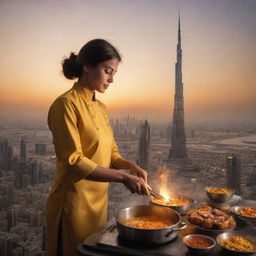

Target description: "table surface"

left=78, top=199, right=256, bottom=256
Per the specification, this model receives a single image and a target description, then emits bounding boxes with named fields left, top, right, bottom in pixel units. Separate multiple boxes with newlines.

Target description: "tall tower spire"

left=178, top=12, right=181, bottom=46
left=168, top=15, right=190, bottom=165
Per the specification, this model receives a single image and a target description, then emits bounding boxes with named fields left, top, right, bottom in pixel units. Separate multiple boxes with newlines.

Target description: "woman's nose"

left=108, top=75, right=113, bottom=83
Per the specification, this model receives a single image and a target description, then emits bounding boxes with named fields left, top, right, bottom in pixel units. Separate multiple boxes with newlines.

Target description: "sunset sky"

left=0, top=0, right=255, bottom=125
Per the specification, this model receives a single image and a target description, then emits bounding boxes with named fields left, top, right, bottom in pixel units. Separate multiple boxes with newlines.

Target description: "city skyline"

left=0, top=0, right=255, bottom=126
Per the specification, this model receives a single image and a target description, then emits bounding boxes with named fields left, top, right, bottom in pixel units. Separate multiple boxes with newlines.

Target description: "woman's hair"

left=62, top=39, right=121, bottom=80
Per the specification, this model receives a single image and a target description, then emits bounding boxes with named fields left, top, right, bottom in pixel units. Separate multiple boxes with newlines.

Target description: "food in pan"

left=152, top=195, right=191, bottom=207
left=187, top=205, right=236, bottom=230
left=185, top=236, right=213, bottom=248
left=208, top=188, right=233, bottom=194
left=237, top=207, right=256, bottom=218
left=221, top=235, right=256, bottom=252
left=123, top=216, right=173, bottom=229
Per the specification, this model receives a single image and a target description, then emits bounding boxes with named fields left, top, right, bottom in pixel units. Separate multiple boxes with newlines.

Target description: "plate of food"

left=217, top=231, right=256, bottom=255
left=186, top=204, right=236, bottom=234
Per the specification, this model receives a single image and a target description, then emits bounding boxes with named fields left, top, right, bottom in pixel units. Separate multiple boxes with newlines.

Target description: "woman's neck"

left=77, top=77, right=94, bottom=92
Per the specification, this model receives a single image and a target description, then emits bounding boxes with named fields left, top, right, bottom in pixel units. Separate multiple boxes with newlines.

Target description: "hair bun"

left=70, top=52, right=77, bottom=61
left=62, top=52, right=82, bottom=80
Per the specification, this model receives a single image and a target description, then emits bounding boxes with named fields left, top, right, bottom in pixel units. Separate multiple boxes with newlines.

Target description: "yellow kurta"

left=47, top=82, right=121, bottom=256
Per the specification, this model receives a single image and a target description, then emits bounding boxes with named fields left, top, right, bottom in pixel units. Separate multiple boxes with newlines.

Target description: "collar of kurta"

left=73, top=82, right=96, bottom=102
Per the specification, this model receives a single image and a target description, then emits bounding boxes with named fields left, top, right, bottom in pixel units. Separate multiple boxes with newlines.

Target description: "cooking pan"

left=116, top=204, right=187, bottom=244
left=150, top=194, right=195, bottom=215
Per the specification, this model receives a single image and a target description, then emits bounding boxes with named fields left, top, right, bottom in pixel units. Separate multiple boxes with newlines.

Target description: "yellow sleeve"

left=48, top=97, right=97, bottom=180
left=97, top=100, right=122, bottom=166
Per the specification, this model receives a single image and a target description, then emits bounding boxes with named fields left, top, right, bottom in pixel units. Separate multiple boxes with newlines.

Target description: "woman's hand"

left=122, top=172, right=149, bottom=195
left=111, top=158, right=150, bottom=195
left=129, top=163, right=148, bottom=185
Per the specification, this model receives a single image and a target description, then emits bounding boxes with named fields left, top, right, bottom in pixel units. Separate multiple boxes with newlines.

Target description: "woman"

left=47, top=39, right=149, bottom=256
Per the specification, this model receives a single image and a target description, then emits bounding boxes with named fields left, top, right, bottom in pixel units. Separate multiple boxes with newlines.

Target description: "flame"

left=158, top=166, right=172, bottom=202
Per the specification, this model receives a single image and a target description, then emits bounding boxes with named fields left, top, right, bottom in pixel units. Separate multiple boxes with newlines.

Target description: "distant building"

left=138, top=120, right=150, bottom=170
left=0, top=232, right=19, bottom=256
left=12, top=247, right=23, bottom=256
left=14, top=160, right=26, bottom=189
left=7, top=208, right=17, bottom=232
left=35, top=144, right=46, bottom=155
left=6, top=146, right=13, bottom=171
left=166, top=123, right=171, bottom=142
left=226, top=155, right=241, bottom=194
left=0, top=138, right=8, bottom=156
left=0, top=184, right=14, bottom=210
left=20, top=138, right=27, bottom=162
left=0, top=138, right=13, bottom=171
left=28, top=160, right=39, bottom=185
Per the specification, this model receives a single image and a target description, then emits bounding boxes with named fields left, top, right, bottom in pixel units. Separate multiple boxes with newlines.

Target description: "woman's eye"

left=105, top=69, right=112, bottom=74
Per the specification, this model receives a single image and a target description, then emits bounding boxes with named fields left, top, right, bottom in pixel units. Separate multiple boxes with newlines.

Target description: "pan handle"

left=165, top=222, right=187, bottom=238
left=172, top=221, right=187, bottom=231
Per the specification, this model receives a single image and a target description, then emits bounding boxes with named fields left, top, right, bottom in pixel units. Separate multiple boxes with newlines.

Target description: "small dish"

left=183, top=234, right=216, bottom=255
left=206, top=187, right=234, bottom=203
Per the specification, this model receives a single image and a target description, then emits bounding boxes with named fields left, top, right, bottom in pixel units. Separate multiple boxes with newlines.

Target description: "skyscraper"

left=168, top=15, right=193, bottom=170
left=0, top=138, right=13, bottom=171
left=138, top=120, right=150, bottom=170
left=35, top=143, right=46, bottom=155
left=168, top=15, right=188, bottom=160
left=28, top=160, right=39, bottom=185
left=226, top=155, right=241, bottom=194
left=20, top=137, right=27, bottom=162
left=7, top=208, right=17, bottom=232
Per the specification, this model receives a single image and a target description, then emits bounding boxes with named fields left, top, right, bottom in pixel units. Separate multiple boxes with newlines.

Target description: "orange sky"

left=0, top=0, right=255, bottom=125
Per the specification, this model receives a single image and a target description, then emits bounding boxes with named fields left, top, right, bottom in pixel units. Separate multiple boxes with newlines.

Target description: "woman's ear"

left=83, top=65, right=90, bottom=73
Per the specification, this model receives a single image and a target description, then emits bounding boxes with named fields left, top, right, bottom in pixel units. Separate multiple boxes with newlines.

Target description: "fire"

left=158, top=166, right=172, bottom=202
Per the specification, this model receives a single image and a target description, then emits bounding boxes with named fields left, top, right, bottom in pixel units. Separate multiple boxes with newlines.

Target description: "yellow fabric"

left=46, top=82, right=122, bottom=256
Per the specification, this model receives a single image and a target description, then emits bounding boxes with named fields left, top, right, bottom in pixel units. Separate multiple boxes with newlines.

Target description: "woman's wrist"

left=116, top=169, right=126, bottom=183
left=128, top=161, right=137, bottom=171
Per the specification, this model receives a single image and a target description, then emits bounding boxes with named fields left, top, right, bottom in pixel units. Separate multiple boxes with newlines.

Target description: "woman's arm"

left=112, top=158, right=149, bottom=190
left=86, top=165, right=149, bottom=195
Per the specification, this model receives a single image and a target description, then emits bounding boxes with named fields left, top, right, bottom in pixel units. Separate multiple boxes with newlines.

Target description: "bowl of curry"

left=183, top=234, right=216, bottom=255
left=116, top=204, right=187, bottom=244
left=206, top=187, right=234, bottom=203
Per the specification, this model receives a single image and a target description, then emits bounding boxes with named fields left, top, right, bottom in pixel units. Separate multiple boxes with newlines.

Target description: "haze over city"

left=0, top=0, right=255, bottom=125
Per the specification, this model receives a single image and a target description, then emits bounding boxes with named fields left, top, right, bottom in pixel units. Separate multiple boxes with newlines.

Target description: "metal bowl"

left=217, top=231, right=256, bottom=255
left=231, top=206, right=256, bottom=226
left=183, top=234, right=216, bottom=255
left=116, top=204, right=187, bottom=244
left=150, top=194, right=195, bottom=215
left=206, top=187, right=234, bottom=203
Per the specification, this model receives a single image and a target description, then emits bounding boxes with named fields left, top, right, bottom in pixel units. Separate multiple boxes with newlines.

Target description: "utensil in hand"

left=147, top=185, right=165, bottom=200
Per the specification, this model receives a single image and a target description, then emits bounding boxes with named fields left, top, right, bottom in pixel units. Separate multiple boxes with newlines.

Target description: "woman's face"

left=83, top=58, right=119, bottom=93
